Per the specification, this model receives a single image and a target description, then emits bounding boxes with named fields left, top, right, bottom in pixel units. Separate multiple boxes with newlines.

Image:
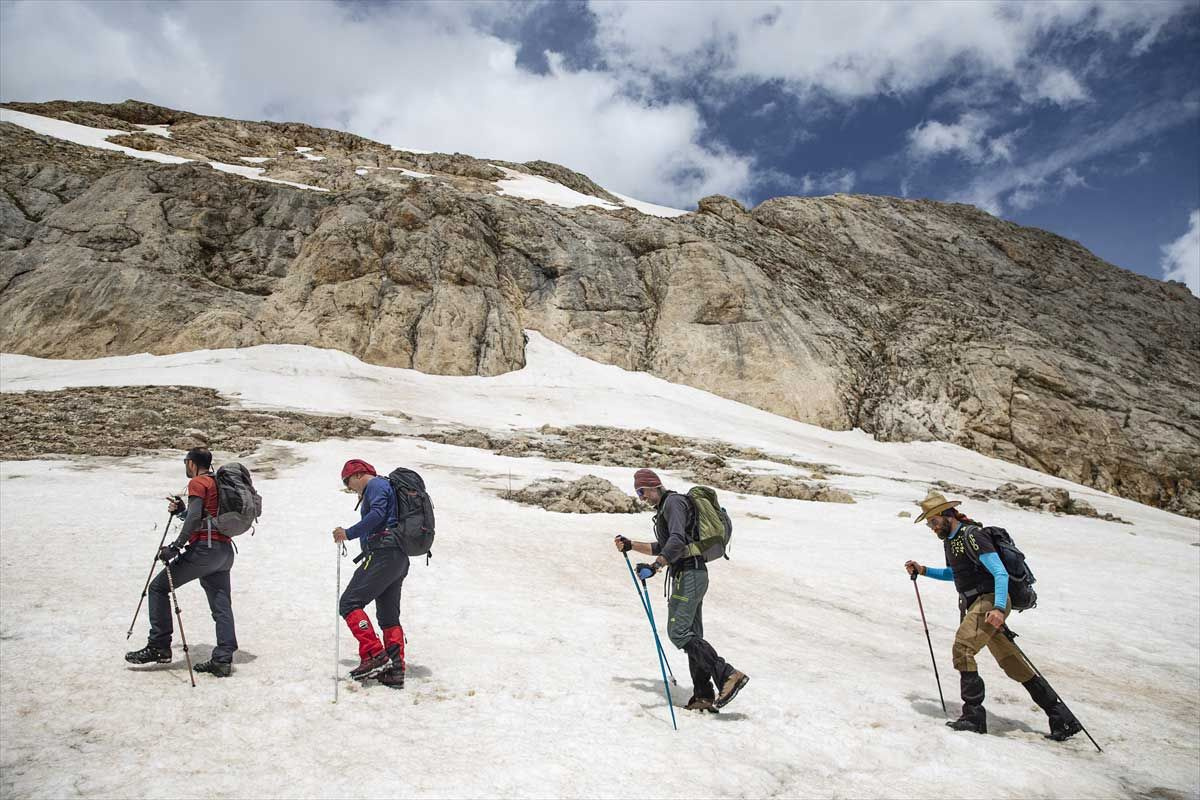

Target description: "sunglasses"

left=635, top=488, right=645, bottom=498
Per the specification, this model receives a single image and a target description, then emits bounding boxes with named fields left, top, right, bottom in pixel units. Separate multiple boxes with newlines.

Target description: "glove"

left=614, top=535, right=632, bottom=553
left=636, top=562, right=659, bottom=580
left=158, top=545, right=180, bottom=563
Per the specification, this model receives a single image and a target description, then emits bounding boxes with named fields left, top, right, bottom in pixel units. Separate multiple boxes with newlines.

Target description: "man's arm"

left=978, top=553, right=1009, bottom=611
left=924, top=566, right=953, bottom=581
left=170, top=496, right=205, bottom=549
left=345, top=483, right=389, bottom=540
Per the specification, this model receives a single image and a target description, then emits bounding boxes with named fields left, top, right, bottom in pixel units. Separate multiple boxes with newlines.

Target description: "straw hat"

left=914, top=491, right=961, bottom=523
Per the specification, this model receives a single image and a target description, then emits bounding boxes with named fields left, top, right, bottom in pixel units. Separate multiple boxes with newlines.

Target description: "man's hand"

left=985, top=609, right=1005, bottom=629
left=614, top=535, right=632, bottom=553
left=905, top=560, right=925, bottom=578
left=166, top=496, right=184, bottom=515
left=635, top=562, right=659, bottom=580
left=158, top=545, right=179, bottom=563
left=333, top=527, right=348, bottom=543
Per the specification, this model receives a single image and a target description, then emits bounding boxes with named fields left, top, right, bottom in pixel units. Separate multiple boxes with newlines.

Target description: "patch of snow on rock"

left=0, top=108, right=189, bottom=164
left=240, top=156, right=271, bottom=164
left=492, top=165, right=621, bottom=210
left=134, top=123, right=172, bottom=139
left=295, top=147, right=326, bottom=161
left=610, top=190, right=690, bottom=218
left=209, top=162, right=329, bottom=192
left=0, top=110, right=328, bottom=193
left=387, top=167, right=433, bottom=178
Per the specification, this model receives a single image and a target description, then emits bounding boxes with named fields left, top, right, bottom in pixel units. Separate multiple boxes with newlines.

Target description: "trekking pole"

left=1003, top=627, right=1102, bottom=753
left=623, top=552, right=677, bottom=686
left=638, top=575, right=678, bottom=731
left=164, top=562, right=195, bottom=688
left=911, top=572, right=947, bottom=716
left=333, top=542, right=345, bottom=704
left=126, top=514, right=174, bottom=639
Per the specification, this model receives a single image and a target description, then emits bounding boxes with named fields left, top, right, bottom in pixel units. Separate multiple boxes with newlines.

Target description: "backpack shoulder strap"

left=958, top=524, right=987, bottom=564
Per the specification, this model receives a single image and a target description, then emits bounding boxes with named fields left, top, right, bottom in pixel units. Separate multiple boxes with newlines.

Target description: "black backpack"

left=963, top=525, right=1038, bottom=611
left=208, top=463, right=262, bottom=537
left=387, top=468, right=436, bottom=562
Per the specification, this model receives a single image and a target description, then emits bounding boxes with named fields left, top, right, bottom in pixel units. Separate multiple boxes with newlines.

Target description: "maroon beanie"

left=633, top=468, right=663, bottom=490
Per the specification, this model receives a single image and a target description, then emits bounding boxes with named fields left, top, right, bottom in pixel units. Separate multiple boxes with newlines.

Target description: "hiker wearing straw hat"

left=904, top=491, right=1081, bottom=740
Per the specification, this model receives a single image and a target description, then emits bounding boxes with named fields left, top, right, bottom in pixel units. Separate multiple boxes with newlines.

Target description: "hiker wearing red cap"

left=334, top=458, right=408, bottom=687
left=615, top=468, right=749, bottom=712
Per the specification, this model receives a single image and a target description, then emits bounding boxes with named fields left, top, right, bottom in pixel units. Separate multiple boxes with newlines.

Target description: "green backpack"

left=684, top=486, right=733, bottom=561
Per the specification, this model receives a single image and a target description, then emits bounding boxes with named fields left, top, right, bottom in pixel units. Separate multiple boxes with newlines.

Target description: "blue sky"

left=1, top=0, right=1197, bottom=291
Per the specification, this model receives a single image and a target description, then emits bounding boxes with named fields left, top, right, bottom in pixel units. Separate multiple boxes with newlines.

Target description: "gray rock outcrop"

left=1, top=100, right=1197, bottom=517
left=504, top=475, right=641, bottom=514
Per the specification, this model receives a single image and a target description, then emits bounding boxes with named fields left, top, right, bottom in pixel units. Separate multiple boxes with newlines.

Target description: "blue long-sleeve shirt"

left=926, top=524, right=1009, bottom=611
left=345, top=476, right=399, bottom=553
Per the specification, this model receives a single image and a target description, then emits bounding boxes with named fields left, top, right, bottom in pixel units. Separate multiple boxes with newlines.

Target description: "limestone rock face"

left=2, top=101, right=1197, bottom=517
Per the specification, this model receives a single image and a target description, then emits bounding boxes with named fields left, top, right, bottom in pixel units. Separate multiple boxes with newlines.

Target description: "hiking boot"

left=194, top=660, right=232, bottom=677
left=1046, top=716, right=1083, bottom=742
left=1023, top=676, right=1081, bottom=742
left=377, top=665, right=405, bottom=690
left=349, top=651, right=390, bottom=680
left=715, top=670, right=749, bottom=708
left=684, top=695, right=718, bottom=713
left=946, top=705, right=988, bottom=734
left=125, top=644, right=172, bottom=665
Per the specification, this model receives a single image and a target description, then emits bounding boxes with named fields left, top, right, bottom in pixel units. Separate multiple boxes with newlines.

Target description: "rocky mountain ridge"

left=1, top=99, right=1196, bottom=517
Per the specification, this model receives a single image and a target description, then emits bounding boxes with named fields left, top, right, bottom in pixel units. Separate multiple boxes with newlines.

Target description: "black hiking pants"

left=148, top=541, right=237, bottom=663
left=339, top=547, right=410, bottom=628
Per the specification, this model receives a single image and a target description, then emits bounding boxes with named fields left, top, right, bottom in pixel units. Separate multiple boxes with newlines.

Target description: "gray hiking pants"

left=667, top=568, right=733, bottom=698
left=148, top=541, right=237, bottom=663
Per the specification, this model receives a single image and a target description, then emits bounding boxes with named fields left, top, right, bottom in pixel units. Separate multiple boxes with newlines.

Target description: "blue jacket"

left=345, top=476, right=400, bottom=553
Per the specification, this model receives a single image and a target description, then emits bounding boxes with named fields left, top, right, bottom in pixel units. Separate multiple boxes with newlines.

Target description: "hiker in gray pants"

left=125, top=448, right=237, bottom=677
left=615, top=468, right=749, bottom=712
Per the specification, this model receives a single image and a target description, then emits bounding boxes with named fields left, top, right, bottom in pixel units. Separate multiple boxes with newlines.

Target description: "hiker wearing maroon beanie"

left=615, top=468, right=749, bottom=712
left=333, top=459, right=409, bottom=687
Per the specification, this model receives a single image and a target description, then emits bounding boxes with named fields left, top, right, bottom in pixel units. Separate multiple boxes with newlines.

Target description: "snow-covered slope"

left=0, top=333, right=1196, bottom=799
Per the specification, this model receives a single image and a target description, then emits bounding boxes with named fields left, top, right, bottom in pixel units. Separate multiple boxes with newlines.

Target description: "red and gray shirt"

left=171, top=473, right=228, bottom=547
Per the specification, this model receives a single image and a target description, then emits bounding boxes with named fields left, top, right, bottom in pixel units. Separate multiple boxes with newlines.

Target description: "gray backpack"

left=210, top=463, right=262, bottom=537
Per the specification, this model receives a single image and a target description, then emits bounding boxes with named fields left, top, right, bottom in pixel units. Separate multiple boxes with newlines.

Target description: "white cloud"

left=1161, top=210, right=1200, bottom=296
left=0, top=0, right=751, bottom=208
left=799, top=169, right=856, bottom=195
left=907, top=112, right=1020, bottom=165
left=1059, top=167, right=1089, bottom=189
left=1028, top=67, right=1091, bottom=106
left=589, top=1, right=1189, bottom=102
left=956, top=95, right=1200, bottom=214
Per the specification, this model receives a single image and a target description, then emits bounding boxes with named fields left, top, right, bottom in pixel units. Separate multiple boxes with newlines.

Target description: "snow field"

left=0, top=335, right=1197, bottom=799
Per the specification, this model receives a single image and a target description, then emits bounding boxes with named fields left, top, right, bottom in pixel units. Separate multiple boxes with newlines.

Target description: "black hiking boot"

left=377, top=665, right=405, bottom=689
left=125, top=644, right=172, bottom=665
left=350, top=651, right=390, bottom=680
left=715, top=670, right=749, bottom=709
left=194, top=660, right=232, bottom=677
left=685, top=695, right=718, bottom=713
left=946, top=707, right=988, bottom=734
left=1024, top=676, right=1082, bottom=741
left=948, top=671, right=988, bottom=733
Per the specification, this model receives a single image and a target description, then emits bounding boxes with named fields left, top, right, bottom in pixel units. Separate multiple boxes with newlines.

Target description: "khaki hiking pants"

left=951, top=594, right=1035, bottom=683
